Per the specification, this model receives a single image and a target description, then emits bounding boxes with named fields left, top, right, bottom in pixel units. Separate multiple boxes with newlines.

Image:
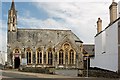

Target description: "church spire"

left=11, top=0, right=15, bottom=10
left=8, top=0, right=17, bottom=32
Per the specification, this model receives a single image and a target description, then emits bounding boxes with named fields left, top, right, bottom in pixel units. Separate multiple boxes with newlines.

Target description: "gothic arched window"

left=48, top=49, right=53, bottom=65
left=26, top=48, right=32, bottom=64
left=59, top=49, right=64, bottom=65
left=36, top=48, right=42, bottom=64
left=69, top=49, right=74, bottom=64
left=64, top=43, right=70, bottom=64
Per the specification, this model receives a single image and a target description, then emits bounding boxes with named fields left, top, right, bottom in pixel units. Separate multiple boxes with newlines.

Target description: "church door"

left=14, top=57, right=20, bottom=69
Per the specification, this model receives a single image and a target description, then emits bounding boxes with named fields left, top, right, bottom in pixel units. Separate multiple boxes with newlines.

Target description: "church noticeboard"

left=21, top=58, right=27, bottom=65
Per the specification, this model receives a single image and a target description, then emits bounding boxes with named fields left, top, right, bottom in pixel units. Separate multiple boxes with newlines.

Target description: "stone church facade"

left=7, top=0, right=84, bottom=69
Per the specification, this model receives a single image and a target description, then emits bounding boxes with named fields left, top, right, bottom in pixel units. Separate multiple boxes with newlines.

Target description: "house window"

left=59, top=49, right=64, bottom=65
left=48, top=51, right=53, bottom=65
left=37, top=51, right=42, bottom=64
left=69, top=49, right=74, bottom=64
left=26, top=48, right=32, bottom=64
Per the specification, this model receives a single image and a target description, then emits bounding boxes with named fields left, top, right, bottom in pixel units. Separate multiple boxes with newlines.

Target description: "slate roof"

left=16, top=29, right=83, bottom=48
left=83, top=44, right=95, bottom=57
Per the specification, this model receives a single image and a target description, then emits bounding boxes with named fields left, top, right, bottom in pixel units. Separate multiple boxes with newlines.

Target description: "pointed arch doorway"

left=13, top=48, right=21, bottom=69
left=14, top=56, right=20, bottom=69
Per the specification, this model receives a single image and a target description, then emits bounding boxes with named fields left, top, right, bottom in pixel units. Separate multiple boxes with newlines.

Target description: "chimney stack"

left=109, top=0, right=117, bottom=23
left=97, top=18, right=102, bottom=33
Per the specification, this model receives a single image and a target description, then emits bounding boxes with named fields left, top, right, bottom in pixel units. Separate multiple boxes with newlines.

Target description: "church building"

left=7, top=0, right=84, bottom=69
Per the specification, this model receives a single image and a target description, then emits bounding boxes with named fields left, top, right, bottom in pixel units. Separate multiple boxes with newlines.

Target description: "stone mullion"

left=46, top=51, right=48, bottom=64
left=74, top=51, right=76, bottom=64
left=64, top=51, right=65, bottom=64
left=42, top=50, right=44, bottom=64
left=36, top=51, right=37, bottom=64
left=68, top=50, right=70, bottom=65
left=57, top=52, right=59, bottom=64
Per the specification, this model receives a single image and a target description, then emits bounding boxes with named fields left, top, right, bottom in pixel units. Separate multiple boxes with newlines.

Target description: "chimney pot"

left=97, top=18, right=102, bottom=33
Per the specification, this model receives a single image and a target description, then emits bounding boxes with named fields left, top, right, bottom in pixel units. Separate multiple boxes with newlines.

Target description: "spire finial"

left=11, top=0, right=15, bottom=10
left=112, top=0, right=115, bottom=2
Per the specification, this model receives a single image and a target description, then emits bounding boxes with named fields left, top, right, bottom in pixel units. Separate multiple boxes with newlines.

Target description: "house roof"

left=95, top=17, right=120, bottom=37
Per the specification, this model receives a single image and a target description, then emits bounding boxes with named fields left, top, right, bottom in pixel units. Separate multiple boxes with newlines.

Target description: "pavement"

left=2, top=69, right=73, bottom=78
left=1, top=69, right=120, bottom=80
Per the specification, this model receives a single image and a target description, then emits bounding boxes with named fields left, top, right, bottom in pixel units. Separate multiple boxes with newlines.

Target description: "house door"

left=14, top=57, right=20, bottom=69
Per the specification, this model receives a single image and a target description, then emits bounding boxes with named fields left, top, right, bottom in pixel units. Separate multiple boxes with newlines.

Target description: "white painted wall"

left=91, top=31, right=106, bottom=67
left=105, top=22, right=118, bottom=72
left=91, top=22, right=118, bottom=72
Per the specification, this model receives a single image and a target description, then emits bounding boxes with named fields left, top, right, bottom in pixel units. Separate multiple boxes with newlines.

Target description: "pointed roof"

left=10, top=0, right=17, bottom=16
left=11, top=0, right=15, bottom=10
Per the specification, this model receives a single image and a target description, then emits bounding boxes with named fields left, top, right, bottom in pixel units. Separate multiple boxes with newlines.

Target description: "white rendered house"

left=91, top=1, right=120, bottom=72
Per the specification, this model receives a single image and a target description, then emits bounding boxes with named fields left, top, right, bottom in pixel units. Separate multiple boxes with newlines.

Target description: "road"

left=1, top=70, right=39, bottom=80
left=1, top=70, right=120, bottom=80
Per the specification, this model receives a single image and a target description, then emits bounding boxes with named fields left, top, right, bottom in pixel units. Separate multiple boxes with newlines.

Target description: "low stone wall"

left=19, top=67, right=55, bottom=74
left=55, top=69, right=78, bottom=77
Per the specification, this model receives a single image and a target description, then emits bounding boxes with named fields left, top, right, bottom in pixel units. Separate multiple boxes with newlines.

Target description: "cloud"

left=2, top=0, right=119, bottom=47
left=28, top=0, right=120, bottom=3
left=28, top=2, right=112, bottom=43
left=18, top=16, right=69, bottom=29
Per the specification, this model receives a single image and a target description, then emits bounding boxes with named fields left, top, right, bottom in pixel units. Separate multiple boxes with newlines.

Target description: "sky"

left=0, top=0, right=120, bottom=52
